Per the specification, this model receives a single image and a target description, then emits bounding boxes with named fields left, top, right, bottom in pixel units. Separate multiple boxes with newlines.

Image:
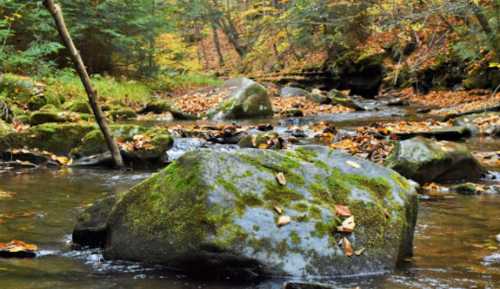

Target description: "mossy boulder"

left=209, top=78, right=273, bottom=120
left=108, top=107, right=137, bottom=121
left=0, top=120, right=14, bottom=137
left=63, top=100, right=92, bottom=114
left=75, top=145, right=418, bottom=279
left=385, top=137, right=486, bottom=184
left=0, top=123, right=94, bottom=155
left=29, top=109, right=79, bottom=126
left=71, top=124, right=173, bottom=168
left=0, top=74, right=45, bottom=103
left=138, top=99, right=198, bottom=120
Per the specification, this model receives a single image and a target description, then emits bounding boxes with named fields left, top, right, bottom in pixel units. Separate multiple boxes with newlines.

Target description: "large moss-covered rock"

left=138, top=99, right=198, bottom=120
left=29, top=109, right=79, bottom=126
left=385, top=137, right=486, bottom=184
left=0, top=74, right=45, bottom=103
left=0, top=123, right=93, bottom=155
left=70, top=124, right=173, bottom=167
left=209, top=78, right=273, bottom=120
left=63, top=100, right=92, bottom=114
left=75, top=145, right=418, bottom=279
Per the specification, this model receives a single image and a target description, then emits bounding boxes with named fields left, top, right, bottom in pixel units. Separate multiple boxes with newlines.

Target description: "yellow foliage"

left=155, top=33, right=202, bottom=72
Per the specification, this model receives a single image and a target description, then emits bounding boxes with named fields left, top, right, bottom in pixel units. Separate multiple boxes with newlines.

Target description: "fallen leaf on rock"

left=276, top=172, right=287, bottom=186
left=355, top=247, right=366, bottom=256
left=277, top=215, right=291, bottom=227
left=346, top=160, right=361, bottom=168
left=342, top=237, right=353, bottom=257
left=337, top=216, right=356, bottom=233
left=0, top=190, right=15, bottom=199
left=335, top=205, right=352, bottom=217
left=0, top=240, right=38, bottom=258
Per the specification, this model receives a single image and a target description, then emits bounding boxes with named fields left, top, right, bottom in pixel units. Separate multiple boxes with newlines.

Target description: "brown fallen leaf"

left=337, top=216, right=356, bottom=233
left=0, top=240, right=38, bottom=258
left=274, top=206, right=283, bottom=215
left=342, top=237, right=353, bottom=257
left=354, top=247, right=366, bottom=256
left=335, top=205, right=352, bottom=217
left=276, top=172, right=287, bottom=186
left=277, top=215, right=291, bottom=227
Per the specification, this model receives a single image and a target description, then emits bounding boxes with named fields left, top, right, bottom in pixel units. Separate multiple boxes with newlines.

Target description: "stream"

left=1, top=110, right=499, bottom=289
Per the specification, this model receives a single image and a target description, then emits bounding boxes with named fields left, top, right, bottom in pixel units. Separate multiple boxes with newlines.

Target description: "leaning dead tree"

left=43, top=0, right=124, bottom=168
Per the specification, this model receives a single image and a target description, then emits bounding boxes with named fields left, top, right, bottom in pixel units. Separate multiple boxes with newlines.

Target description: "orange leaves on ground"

left=337, top=216, right=356, bottom=233
left=342, top=237, right=353, bottom=257
left=272, top=96, right=353, bottom=117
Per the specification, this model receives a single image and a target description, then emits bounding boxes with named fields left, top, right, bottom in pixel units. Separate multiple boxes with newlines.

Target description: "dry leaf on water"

left=335, top=205, right=352, bottom=217
left=342, top=237, right=353, bottom=257
left=276, top=172, right=287, bottom=186
left=277, top=215, right=291, bottom=227
left=337, top=216, right=356, bottom=233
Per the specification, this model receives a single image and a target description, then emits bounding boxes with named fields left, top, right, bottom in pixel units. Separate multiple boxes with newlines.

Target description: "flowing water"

left=0, top=111, right=499, bottom=288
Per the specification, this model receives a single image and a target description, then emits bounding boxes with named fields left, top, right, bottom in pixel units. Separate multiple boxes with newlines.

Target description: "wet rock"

left=0, top=240, right=38, bottom=258
left=71, top=125, right=173, bottom=168
left=385, top=137, right=486, bottom=184
left=79, top=146, right=418, bottom=279
left=450, top=183, right=483, bottom=195
left=0, top=123, right=94, bottom=155
left=238, top=132, right=284, bottom=149
left=394, top=126, right=471, bottom=141
left=283, top=281, right=335, bottom=289
left=308, top=89, right=331, bottom=104
left=282, top=108, right=304, bottom=118
left=73, top=194, right=117, bottom=248
left=329, top=90, right=364, bottom=111
left=0, top=150, right=61, bottom=168
left=386, top=98, right=409, bottom=106
left=280, top=86, right=310, bottom=98
left=209, top=78, right=273, bottom=120
left=108, top=107, right=137, bottom=121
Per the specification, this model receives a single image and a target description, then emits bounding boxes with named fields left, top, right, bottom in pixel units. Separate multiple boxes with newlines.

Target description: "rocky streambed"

left=0, top=77, right=499, bottom=288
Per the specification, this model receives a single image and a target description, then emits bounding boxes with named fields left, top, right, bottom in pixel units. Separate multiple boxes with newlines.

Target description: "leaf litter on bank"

left=0, top=240, right=38, bottom=258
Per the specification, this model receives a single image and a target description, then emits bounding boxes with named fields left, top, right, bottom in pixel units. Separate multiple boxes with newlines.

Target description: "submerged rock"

left=74, top=145, right=418, bottom=279
left=385, top=137, right=486, bottom=184
left=209, top=78, right=273, bottom=120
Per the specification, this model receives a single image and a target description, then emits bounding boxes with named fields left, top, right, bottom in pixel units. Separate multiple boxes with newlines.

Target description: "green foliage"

left=44, top=70, right=153, bottom=106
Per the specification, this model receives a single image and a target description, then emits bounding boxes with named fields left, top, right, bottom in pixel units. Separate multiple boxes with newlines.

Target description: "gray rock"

left=280, top=86, right=310, bottom=98
left=75, top=146, right=418, bottom=279
left=385, top=137, right=486, bottom=184
left=209, top=78, right=273, bottom=120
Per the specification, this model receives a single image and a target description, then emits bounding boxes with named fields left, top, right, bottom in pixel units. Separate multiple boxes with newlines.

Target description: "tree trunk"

left=43, top=0, right=125, bottom=169
left=211, top=22, right=225, bottom=67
